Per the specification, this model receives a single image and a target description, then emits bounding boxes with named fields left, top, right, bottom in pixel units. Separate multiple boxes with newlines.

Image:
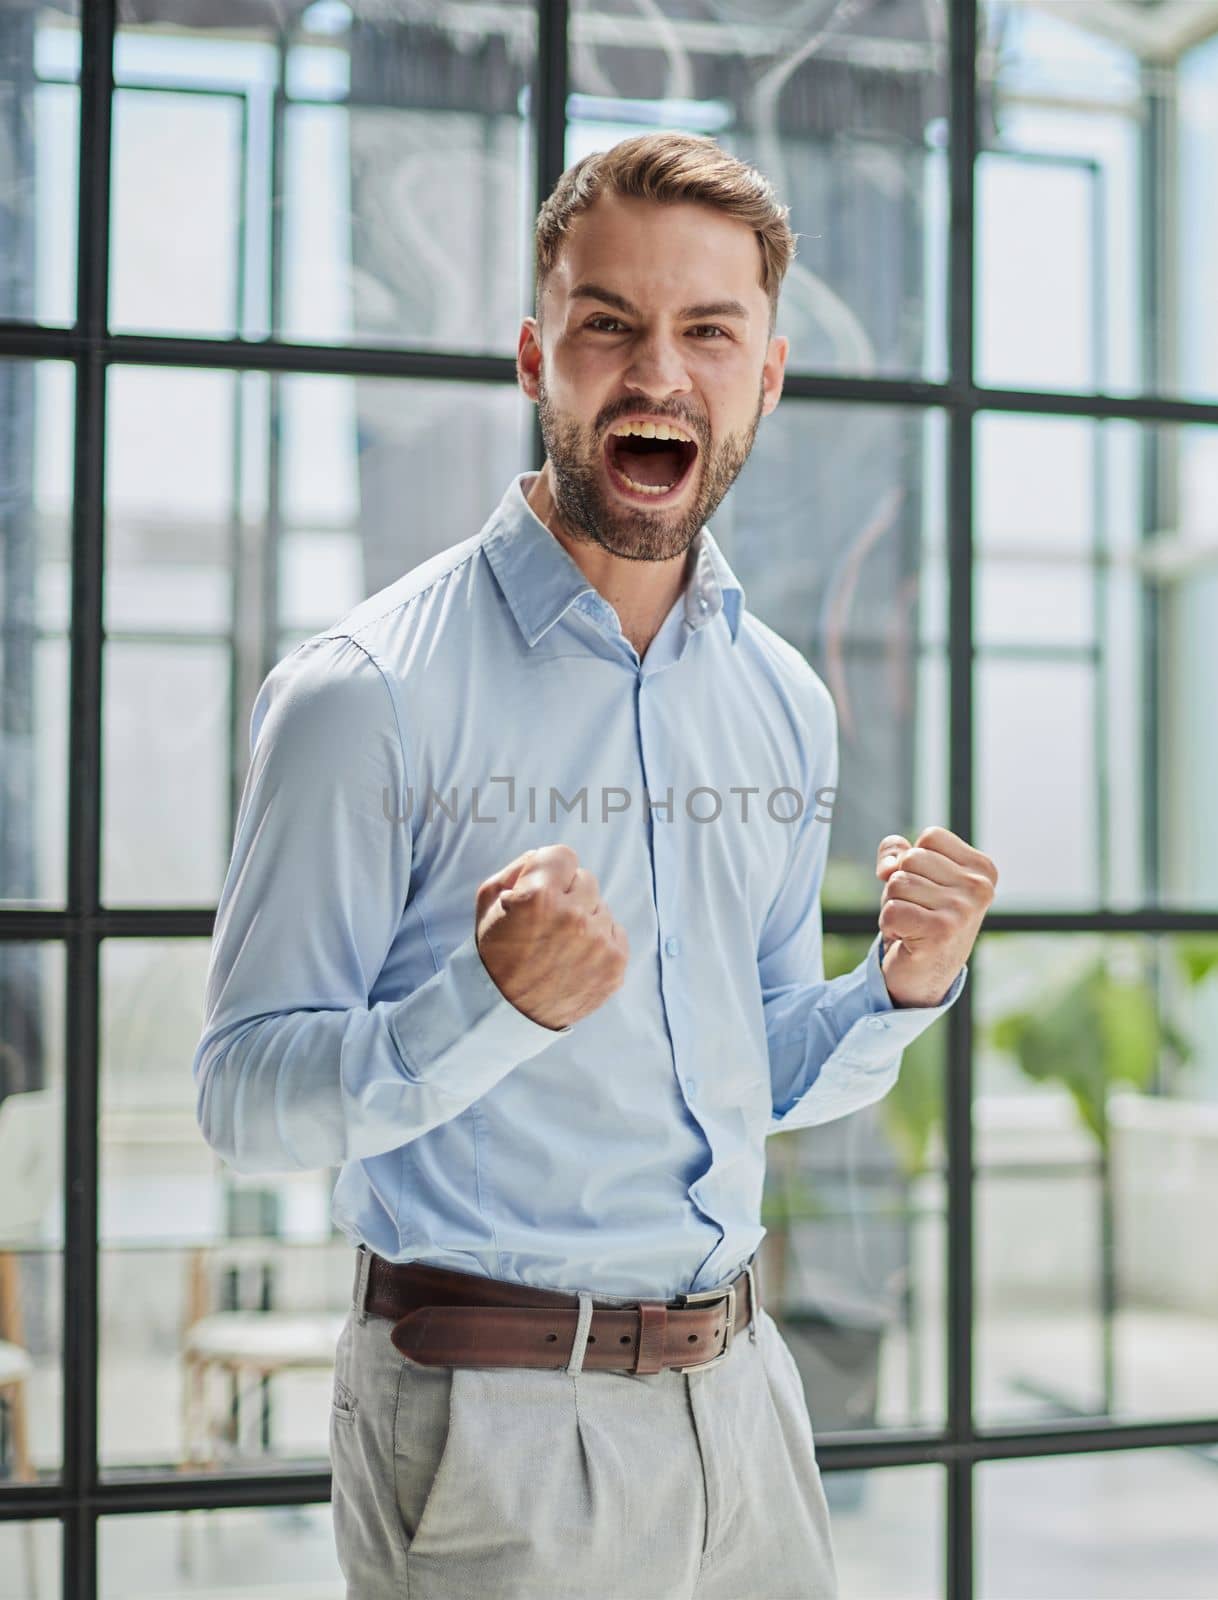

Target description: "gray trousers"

left=330, top=1248, right=839, bottom=1599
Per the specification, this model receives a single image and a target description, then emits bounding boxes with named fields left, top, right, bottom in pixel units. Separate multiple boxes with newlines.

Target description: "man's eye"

left=585, top=317, right=726, bottom=338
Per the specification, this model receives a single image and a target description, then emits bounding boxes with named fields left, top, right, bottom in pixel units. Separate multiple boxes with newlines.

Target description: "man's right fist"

left=474, top=844, right=630, bottom=1032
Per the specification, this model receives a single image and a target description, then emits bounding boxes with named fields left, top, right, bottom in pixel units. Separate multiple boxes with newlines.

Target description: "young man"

left=193, top=133, right=996, bottom=1599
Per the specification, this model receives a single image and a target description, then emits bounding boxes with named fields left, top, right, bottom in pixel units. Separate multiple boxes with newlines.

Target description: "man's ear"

left=518, top=318, right=542, bottom=402
left=760, top=333, right=789, bottom=418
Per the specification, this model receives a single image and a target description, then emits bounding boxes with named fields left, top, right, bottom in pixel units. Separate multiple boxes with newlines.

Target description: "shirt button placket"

left=637, top=675, right=687, bottom=1108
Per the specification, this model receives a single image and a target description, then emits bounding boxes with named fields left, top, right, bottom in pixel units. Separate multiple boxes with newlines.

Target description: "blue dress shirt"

left=193, top=471, right=966, bottom=1298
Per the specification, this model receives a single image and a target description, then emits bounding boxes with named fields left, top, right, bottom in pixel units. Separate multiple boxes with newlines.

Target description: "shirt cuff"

left=838, top=930, right=967, bottom=1061
left=387, top=928, right=572, bottom=1093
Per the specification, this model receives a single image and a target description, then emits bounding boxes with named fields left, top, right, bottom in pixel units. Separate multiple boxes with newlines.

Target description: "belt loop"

left=566, top=1290, right=595, bottom=1376
left=742, top=1255, right=760, bottom=1344
left=634, top=1302, right=668, bottom=1374
left=354, top=1245, right=373, bottom=1326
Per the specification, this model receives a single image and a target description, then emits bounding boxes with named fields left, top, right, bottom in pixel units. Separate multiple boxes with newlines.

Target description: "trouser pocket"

left=330, top=1309, right=454, bottom=1595
left=392, top=1348, right=458, bottom=1548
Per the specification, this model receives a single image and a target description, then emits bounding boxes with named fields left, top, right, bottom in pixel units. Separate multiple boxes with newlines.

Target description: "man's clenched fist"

left=474, top=844, right=630, bottom=1031
left=875, top=824, right=998, bottom=1007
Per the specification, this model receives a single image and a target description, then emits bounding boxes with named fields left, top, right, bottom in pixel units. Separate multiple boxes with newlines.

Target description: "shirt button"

left=664, top=936, right=680, bottom=956
left=868, top=1015, right=891, bottom=1031
left=698, top=595, right=709, bottom=611
left=685, top=1076, right=698, bottom=1099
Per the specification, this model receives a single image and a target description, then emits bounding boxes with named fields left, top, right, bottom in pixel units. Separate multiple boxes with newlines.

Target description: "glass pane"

left=977, top=153, right=1099, bottom=393
left=976, top=412, right=1100, bottom=649
left=99, top=939, right=351, bottom=1476
left=102, top=640, right=231, bottom=908
left=113, top=0, right=536, bottom=353
left=974, top=413, right=1218, bottom=912
left=0, top=1519, right=60, bottom=1599
left=277, top=377, right=529, bottom=596
left=109, top=88, right=244, bottom=338
left=762, top=935, right=949, bottom=1435
left=830, top=1465, right=943, bottom=1599
left=978, top=0, right=1218, bottom=401
left=1, top=360, right=73, bottom=909
left=715, top=404, right=949, bottom=909
left=101, top=369, right=527, bottom=907
left=978, top=656, right=1097, bottom=904
left=99, top=1505, right=341, bottom=1598
left=104, top=364, right=254, bottom=637
left=0, top=941, right=66, bottom=1482
left=976, top=932, right=1218, bottom=1428
left=569, top=0, right=950, bottom=381
left=0, top=3, right=80, bottom=328
left=978, top=1448, right=1218, bottom=1598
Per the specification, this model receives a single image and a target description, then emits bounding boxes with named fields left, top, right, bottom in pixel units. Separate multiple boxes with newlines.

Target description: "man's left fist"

left=874, top=825, right=998, bottom=1008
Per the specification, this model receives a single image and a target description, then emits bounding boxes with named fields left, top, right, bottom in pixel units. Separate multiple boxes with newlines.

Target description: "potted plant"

left=979, top=934, right=1213, bottom=1414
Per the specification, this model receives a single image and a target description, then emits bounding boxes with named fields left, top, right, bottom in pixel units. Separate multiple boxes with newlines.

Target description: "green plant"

left=977, top=934, right=1215, bottom=1415
left=1172, top=936, right=1218, bottom=987
left=984, top=940, right=1200, bottom=1150
left=876, top=935, right=1216, bottom=1167
left=761, top=930, right=1217, bottom=1326
left=759, top=1136, right=829, bottom=1230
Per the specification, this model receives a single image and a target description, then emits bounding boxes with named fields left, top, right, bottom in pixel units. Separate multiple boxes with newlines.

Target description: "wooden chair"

left=0, top=1089, right=61, bottom=1600
left=180, top=1241, right=345, bottom=1470
left=0, top=1272, right=34, bottom=1482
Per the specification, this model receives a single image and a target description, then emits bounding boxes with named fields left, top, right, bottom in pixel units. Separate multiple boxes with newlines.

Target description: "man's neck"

left=524, top=464, right=694, bottom=658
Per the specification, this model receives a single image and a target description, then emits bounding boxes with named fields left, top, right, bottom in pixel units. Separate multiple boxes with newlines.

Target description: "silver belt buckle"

left=673, top=1283, right=736, bottom=1373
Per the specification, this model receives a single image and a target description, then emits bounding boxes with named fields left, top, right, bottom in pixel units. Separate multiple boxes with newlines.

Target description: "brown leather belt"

left=361, top=1252, right=756, bottom=1375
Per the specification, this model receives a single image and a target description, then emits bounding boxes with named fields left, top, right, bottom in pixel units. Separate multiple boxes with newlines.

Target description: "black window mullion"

left=63, top=1, right=115, bottom=1596
left=947, top=2, right=979, bottom=1598
left=531, top=0, right=568, bottom=472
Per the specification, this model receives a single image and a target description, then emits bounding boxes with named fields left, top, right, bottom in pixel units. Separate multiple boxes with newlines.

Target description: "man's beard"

left=535, top=374, right=764, bottom=563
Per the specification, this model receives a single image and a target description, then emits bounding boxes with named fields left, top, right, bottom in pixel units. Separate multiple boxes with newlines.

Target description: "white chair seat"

left=0, top=1340, right=33, bottom=1385
left=183, top=1312, right=346, bottom=1370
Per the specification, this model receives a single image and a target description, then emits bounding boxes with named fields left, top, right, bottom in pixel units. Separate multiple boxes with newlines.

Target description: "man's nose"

left=623, top=333, right=692, bottom=400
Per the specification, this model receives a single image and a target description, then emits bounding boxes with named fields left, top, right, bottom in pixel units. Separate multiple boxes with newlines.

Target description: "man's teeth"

left=617, top=471, right=677, bottom=495
left=608, top=419, right=693, bottom=493
left=610, top=420, right=694, bottom=444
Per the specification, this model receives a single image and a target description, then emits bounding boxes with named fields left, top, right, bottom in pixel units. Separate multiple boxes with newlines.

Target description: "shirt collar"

left=482, top=472, right=746, bottom=650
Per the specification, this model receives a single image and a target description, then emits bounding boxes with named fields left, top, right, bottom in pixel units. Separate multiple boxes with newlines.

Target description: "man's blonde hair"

left=534, top=132, right=796, bottom=331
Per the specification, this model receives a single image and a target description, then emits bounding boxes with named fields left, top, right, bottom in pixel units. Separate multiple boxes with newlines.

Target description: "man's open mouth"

left=604, top=421, right=700, bottom=502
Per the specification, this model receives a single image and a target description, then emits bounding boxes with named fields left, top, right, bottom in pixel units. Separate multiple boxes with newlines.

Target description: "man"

left=193, top=132, right=996, bottom=1599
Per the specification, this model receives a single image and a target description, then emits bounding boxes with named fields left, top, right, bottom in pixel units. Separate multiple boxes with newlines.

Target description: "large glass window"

left=570, top=0, right=951, bottom=382
left=0, top=361, right=74, bottom=910
left=98, top=1505, right=342, bottom=1597
left=98, top=937, right=350, bottom=1476
left=111, top=0, right=537, bottom=352
left=0, top=1519, right=61, bottom=1600
left=0, top=944, right=65, bottom=1484
left=977, top=0, right=1218, bottom=400
left=100, top=367, right=528, bottom=907
left=974, top=413, right=1218, bottom=911
left=975, top=931, right=1218, bottom=1428
left=977, top=1448, right=1218, bottom=1597
left=2, top=0, right=1216, bottom=1594
left=722, top=402, right=950, bottom=902
left=1, top=2, right=80, bottom=329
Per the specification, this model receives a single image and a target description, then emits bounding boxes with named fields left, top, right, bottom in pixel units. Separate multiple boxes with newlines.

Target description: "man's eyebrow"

left=570, top=283, right=750, bottom=321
